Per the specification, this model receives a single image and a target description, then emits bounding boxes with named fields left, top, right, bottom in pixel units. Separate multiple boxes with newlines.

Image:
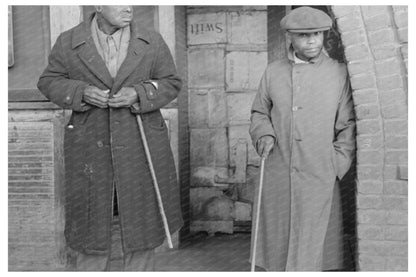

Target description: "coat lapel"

left=77, top=37, right=114, bottom=89
left=112, top=23, right=151, bottom=93
left=72, top=14, right=114, bottom=89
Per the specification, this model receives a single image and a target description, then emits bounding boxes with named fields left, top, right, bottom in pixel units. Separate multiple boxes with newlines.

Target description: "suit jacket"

left=38, top=13, right=183, bottom=254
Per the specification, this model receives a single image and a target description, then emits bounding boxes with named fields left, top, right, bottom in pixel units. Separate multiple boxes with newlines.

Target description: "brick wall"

left=331, top=5, right=408, bottom=271
left=187, top=6, right=268, bottom=234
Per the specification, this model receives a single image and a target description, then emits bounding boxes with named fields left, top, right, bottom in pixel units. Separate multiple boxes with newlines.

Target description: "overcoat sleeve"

left=333, top=76, right=356, bottom=180
left=37, top=34, right=91, bottom=112
left=249, top=68, right=276, bottom=150
left=130, top=33, right=182, bottom=114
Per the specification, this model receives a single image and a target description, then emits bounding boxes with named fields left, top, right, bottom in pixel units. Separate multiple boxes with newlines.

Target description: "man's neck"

left=96, top=15, right=119, bottom=35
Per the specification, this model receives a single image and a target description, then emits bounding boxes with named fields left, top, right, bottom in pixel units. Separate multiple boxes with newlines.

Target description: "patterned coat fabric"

left=37, top=15, right=183, bottom=255
left=249, top=51, right=356, bottom=271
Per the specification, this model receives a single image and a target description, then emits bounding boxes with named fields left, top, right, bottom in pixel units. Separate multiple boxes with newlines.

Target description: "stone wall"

left=332, top=5, right=408, bottom=271
left=187, top=6, right=268, bottom=234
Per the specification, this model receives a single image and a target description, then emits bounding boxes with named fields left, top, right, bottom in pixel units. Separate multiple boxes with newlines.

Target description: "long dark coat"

left=249, top=50, right=356, bottom=271
left=37, top=15, right=183, bottom=255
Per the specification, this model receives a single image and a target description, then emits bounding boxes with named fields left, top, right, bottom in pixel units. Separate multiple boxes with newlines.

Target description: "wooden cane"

left=251, top=156, right=266, bottom=271
left=136, top=114, right=173, bottom=249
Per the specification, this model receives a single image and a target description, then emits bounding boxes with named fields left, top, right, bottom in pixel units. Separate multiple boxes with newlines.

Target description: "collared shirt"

left=91, top=14, right=130, bottom=78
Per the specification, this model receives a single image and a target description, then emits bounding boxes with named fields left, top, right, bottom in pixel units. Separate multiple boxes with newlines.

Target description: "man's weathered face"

left=98, top=6, right=133, bottom=28
left=289, top=31, right=324, bottom=61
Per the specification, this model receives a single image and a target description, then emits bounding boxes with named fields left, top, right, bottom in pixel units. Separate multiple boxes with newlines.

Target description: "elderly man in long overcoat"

left=38, top=6, right=183, bottom=271
left=249, top=7, right=356, bottom=271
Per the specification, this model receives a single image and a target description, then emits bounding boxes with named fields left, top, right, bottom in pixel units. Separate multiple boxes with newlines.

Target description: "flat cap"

left=280, top=6, right=332, bottom=33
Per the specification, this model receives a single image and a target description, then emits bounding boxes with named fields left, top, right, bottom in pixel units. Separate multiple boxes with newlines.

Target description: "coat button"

left=97, top=141, right=104, bottom=148
left=292, top=106, right=298, bottom=111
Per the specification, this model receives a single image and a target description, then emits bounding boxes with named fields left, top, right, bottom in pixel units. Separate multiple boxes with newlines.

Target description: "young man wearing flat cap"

left=250, top=6, right=356, bottom=271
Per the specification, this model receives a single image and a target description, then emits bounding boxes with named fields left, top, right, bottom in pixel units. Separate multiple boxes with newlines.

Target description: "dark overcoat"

left=249, top=50, right=356, bottom=271
left=37, top=15, right=183, bottom=255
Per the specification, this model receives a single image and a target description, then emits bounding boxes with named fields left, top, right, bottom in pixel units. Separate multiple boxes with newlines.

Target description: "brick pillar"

left=332, top=5, right=408, bottom=271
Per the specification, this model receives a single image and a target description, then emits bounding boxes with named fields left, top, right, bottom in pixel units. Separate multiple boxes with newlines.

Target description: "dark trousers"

left=70, top=186, right=155, bottom=271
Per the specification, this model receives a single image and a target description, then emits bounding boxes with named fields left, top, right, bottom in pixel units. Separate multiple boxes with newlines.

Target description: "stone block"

left=356, top=119, right=382, bottom=135
left=400, top=44, right=408, bottom=59
left=384, top=225, right=408, bottom=241
left=377, top=75, right=404, bottom=91
left=227, top=11, right=267, bottom=45
left=228, top=125, right=260, bottom=166
left=189, top=90, right=209, bottom=127
left=393, top=10, right=408, bottom=28
left=332, top=6, right=360, bottom=18
left=189, top=89, right=227, bottom=128
left=385, top=150, right=407, bottom=164
left=368, top=28, right=396, bottom=46
left=359, top=240, right=407, bottom=257
left=357, top=150, right=383, bottom=165
left=190, top=220, right=233, bottom=235
left=234, top=201, right=252, bottom=221
left=385, top=135, right=407, bottom=150
left=191, top=166, right=229, bottom=187
left=357, top=165, right=383, bottom=180
left=361, top=5, right=390, bottom=19
left=226, top=51, right=267, bottom=91
left=374, top=58, right=402, bottom=77
left=357, top=195, right=383, bottom=209
left=341, top=29, right=367, bottom=46
left=350, top=74, right=377, bottom=90
left=188, top=47, right=225, bottom=88
left=188, top=12, right=227, bottom=45
left=372, top=44, right=399, bottom=60
left=344, top=44, right=371, bottom=62
left=384, top=181, right=408, bottom=195
left=384, top=120, right=407, bottom=135
left=383, top=195, right=408, bottom=210
left=358, top=254, right=386, bottom=271
left=356, top=134, right=383, bottom=150
left=350, top=73, right=376, bottom=90
left=357, top=224, right=384, bottom=240
left=190, top=128, right=228, bottom=167
left=355, top=104, right=380, bottom=120
left=381, top=104, right=407, bottom=119
left=385, top=257, right=408, bottom=271
left=363, top=13, right=392, bottom=31
left=337, top=12, right=363, bottom=32
left=357, top=180, right=383, bottom=194
left=357, top=209, right=386, bottom=224
left=347, top=60, right=374, bottom=76
left=385, top=210, right=407, bottom=225
left=383, top=165, right=398, bottom=180
left=352, top=89, right=378, bottom=105
left=392, top=6, right=407, bottom=13
left=397, top=27, right=408, bottom=43
left=227, top=91, right=256, bottom=125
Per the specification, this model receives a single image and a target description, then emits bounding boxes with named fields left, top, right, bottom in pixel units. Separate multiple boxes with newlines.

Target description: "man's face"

left=99, top=6, right=133, bottom=28
left=289, top=31, right=324, bottom=61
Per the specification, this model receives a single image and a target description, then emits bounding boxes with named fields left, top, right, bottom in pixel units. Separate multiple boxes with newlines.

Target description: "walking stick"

left=251, top=156, right=266, bottom=271
left=136, top=114, right=173, bottom=249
